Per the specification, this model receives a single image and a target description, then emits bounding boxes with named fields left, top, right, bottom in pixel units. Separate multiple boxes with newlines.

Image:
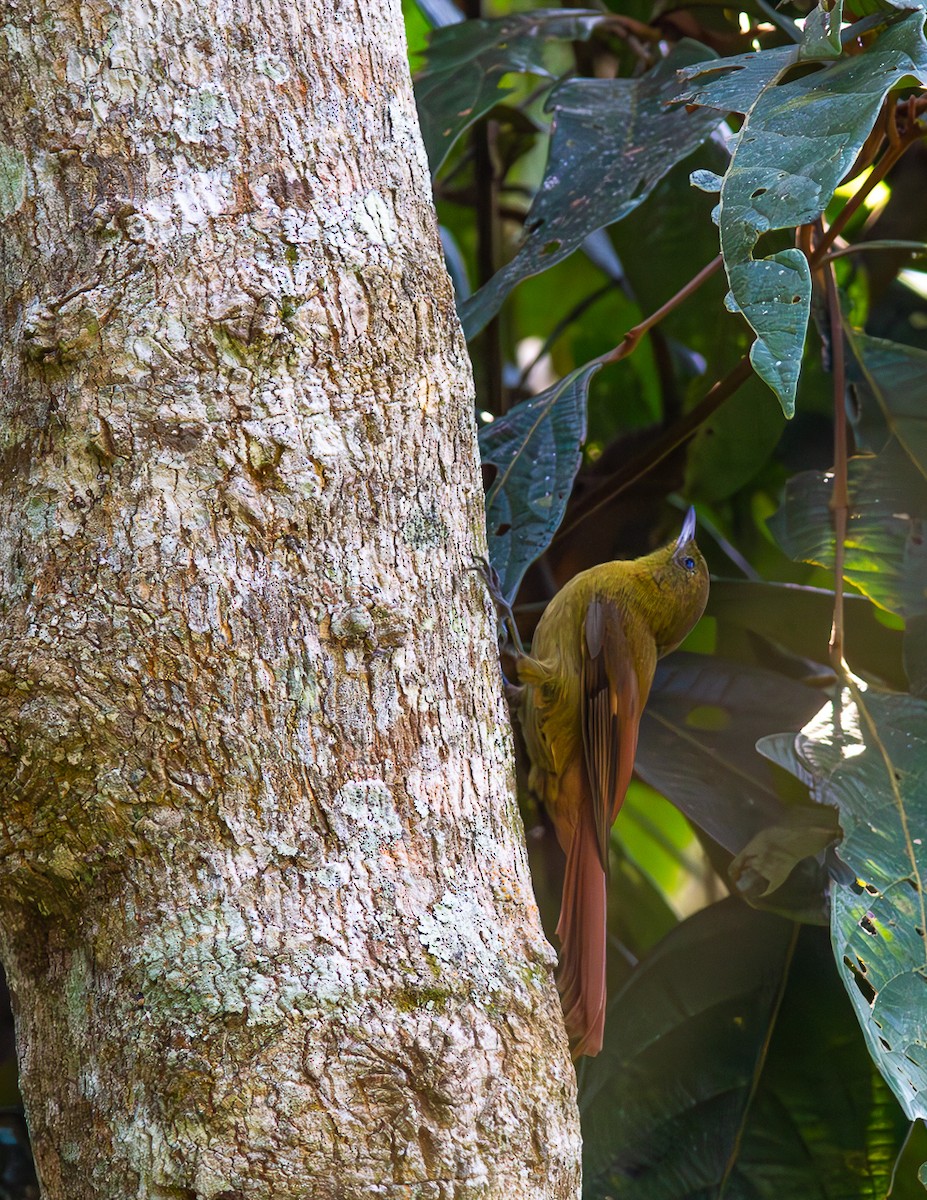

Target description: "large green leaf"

left=760, top=686, right=927, bottom=1123
left=707, top=579, right=907, bottom=689
left=582, top=899, right=797, bottom=1197
left=685, top=374, right=787, bottom=502
left=479, top=365, right=596, bottom=602
left=636, top=653, right=824, bottom=854
left=769, top=439, right=927, bottom=620
left=413, top=9, right=603, bottom=173
left=460, top=42, right=722, bottom=339
left=673, top=45, right=797, bottom=115
left=582, top=899, right=919, bottom=1198
left=686, top=13, right=927, bottom=414
left=736, top=925, right=916, bottom=1200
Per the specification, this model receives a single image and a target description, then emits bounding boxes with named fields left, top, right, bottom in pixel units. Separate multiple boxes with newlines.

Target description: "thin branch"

left=815, top=219, right=849, bottom=671
left=552, top=353, right=755, bottom=545
left=814, top=101, right=926, bottom=263
left=819, top=238, right=927, bottom=265
left=885, top=1121, right=916, bottom=1198
left=594, top=255, right=723, bottom=367
left=517, top=283, right=615, bottom=389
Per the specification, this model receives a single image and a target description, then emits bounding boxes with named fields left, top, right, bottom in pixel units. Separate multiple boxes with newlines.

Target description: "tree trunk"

left=0, top=0, right=581, bottom=1195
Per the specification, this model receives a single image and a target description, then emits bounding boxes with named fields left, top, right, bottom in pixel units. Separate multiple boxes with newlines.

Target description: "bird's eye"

left=683, top=556, right=695, bottom=571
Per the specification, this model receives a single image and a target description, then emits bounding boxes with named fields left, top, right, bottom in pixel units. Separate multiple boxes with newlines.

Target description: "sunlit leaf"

left=759, top=685, right=927, bottom=1122
left=461, top=42, right=721, bottom=338
left=769, top=439, right=927, bottom=620
left=479, top=365, right=596, bottom=602
left=413, top=8, right=603, bottom=173
left=799, top=0, right=845, bottom=60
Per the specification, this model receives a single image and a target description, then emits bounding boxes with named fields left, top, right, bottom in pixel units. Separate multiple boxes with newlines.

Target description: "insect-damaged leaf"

left=413, top=8, right=603, bottom=174
left=759, top=686, right=927, bottom=1122
left=681, top=12, right=927, bottom=415
left=479, top=364, right=595, bottom=603
left=461, top=41, right=722, bottom=339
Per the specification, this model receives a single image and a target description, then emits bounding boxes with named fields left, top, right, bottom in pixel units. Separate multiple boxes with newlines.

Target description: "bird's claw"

left=469, top=556, right=526, bottom=658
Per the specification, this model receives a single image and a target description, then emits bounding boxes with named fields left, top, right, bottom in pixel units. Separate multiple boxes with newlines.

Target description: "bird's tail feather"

left=556, top=803, right=607, bottom=1058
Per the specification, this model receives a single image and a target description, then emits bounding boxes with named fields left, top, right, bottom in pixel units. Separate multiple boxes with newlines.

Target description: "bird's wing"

left=581, top=597, right=652, bottom=876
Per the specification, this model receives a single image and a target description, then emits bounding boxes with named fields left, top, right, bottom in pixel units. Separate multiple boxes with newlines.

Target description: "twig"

left=594, top=255, right=724, bottom=367
left=553, top=353, right=755, bottom=545
left=815, top=219, right=849, bottom=671
left=813, top=99, right=926, bottom=263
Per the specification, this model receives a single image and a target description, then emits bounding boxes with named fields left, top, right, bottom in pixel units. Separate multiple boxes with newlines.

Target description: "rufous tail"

left=556, top=802, right=607, bottom=1058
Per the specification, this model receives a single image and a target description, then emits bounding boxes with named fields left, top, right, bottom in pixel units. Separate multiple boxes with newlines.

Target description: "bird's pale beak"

left=675, top=506, right=697, bottom=550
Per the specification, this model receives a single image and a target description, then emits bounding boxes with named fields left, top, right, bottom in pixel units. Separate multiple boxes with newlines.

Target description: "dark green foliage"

left=479, top=365, right=595, bottom=602
left=460, top=42, right=722, bottom=338
left=410, top=0, right=927, bottom=1190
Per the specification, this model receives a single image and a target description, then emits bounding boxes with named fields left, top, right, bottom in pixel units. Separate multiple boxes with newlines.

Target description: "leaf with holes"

left=687, top=12, right=927, bottom=414
left=759, top=687, right=927, bottom=1121
left=673, top=44, right=797, bottom=115
left=460, top=41, right=722, bottom=339
left=413, top=8, right=603, bottom=173
left=478, top=364, right=595, bottom=603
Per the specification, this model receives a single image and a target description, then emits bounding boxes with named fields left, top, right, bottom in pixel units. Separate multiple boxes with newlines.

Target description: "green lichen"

left=393, top=985, right=451, bottom=1013
left=0, top=145, right=26, bottom=219
left=403, top=510, right=449, bottom=550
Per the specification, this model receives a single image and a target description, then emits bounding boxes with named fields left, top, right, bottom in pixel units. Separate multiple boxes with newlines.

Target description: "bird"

left=515, top=508, right=709, bottom=1057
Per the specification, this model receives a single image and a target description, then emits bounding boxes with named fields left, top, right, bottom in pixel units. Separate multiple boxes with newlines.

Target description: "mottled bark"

left=0, top=0, right=581, bottom=1196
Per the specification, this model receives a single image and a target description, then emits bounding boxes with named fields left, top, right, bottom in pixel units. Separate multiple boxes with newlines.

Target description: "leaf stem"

left=552, top=352, right=755, bottom=544
left=818, top=238, right=927, bottom=265
left=815, top=220, right=849, bottom=672
left=812, top=100, right=926, bottom=264
left=595, top=255, right=723, bottom=367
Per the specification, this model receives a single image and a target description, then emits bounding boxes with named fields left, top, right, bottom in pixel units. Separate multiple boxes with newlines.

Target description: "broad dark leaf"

left=760, top=686, right=927, bottom=1123
left=582, top=898, right=796, bottom=1197
left=637, top=653, right=824, bottom=853
left=413, top=9, right=602, bottom=173
left=583, top=900, right=919, bottom=1198
left=686, top=375, right=786, bottom=502
left=479, top=365, right=595, bottom=602
left=736, top=926, right=916, bottom=1200
left=707, top=580, right=907, bottom=689
left=686, top=13, right=927, bottom=414
left=461, top=42, right=721, bottom=339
